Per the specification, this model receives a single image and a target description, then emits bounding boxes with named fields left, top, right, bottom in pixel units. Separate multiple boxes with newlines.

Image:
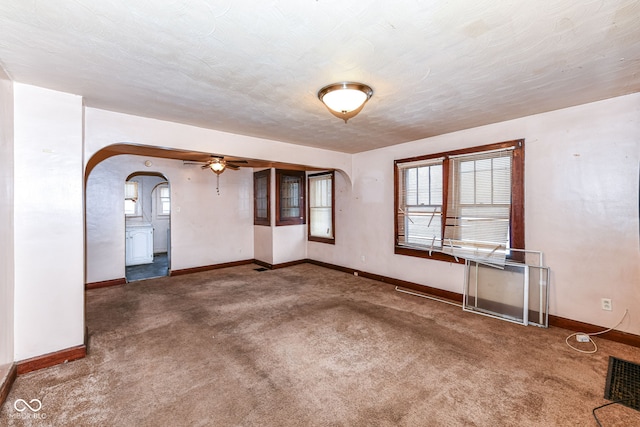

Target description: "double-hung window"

left=395, top=139, right=524, bottom=266
left=308, top=171, right=335, bottom=243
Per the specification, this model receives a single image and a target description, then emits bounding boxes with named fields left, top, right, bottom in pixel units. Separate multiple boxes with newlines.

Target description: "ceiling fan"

left=183, top=155, right=249, bottom=195
left=184, top=155, right=248, bottom=175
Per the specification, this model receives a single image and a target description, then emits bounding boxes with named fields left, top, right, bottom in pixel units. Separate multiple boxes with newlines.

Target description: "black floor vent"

left=254, top=267, right=269, bottom=272
left=605, top=356, right=640, bottom=411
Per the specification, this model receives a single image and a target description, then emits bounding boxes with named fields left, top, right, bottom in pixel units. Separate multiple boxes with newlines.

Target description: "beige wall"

left=0, top=66, right=14, bottom=370
left=309, top=92, right=640, bottom=335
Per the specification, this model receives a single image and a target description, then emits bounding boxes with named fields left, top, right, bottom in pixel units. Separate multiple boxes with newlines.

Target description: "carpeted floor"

left=2, top=263, right=639, bottom=426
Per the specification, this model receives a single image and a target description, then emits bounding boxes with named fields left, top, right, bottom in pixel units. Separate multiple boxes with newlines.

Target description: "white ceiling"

left=1, top=0, right=639, bottom=153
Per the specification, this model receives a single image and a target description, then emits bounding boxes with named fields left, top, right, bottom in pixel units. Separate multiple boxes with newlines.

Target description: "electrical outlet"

left=601, top=298, right=612, bottom=311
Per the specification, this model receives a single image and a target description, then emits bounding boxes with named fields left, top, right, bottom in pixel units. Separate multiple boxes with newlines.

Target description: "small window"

left=308, top=171, right=335, bottom=243
left=276, top=169, right=305, bottom=226
left=124, top=181, right=140, bottom=216
left=156, top=183, right=170, bottom=216
left=254, top=169, right=271, bottom=226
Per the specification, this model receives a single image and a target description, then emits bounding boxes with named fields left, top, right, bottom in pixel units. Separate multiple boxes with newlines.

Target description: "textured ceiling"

left=1, top=0, right=639, bottom=153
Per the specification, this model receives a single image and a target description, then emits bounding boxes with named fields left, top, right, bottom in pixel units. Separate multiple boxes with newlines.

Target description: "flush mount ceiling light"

left=318, top=82, right=373, bottom=123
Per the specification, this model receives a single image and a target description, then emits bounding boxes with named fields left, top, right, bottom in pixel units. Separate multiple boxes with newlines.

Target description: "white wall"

left=13, top=84, right=84, bottom=360
left=86, top=155, right=254, bottom=283
left=309, top=93, right=640, bottom=335
left=0, top=67, right=15, bottom=371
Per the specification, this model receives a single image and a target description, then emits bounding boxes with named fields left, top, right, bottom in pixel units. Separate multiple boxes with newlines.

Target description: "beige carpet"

left=2, top=263, right=639, bottom=426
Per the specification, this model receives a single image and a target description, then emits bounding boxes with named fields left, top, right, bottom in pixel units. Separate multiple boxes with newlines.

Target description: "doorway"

left=125, top=172, right=171, bottom=282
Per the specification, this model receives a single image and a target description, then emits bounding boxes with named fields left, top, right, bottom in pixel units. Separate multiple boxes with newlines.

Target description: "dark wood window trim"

left=276, top=169, right=306, bottom=226
left=253, top=169, right=270, bottom=226
left=394, top=139, right=525, bottom=263
left=308, top=171, right=335, bottom=244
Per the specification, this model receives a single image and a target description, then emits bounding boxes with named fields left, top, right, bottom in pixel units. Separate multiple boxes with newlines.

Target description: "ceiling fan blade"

left=201, top=164, right=211, bottom=169
left=226, top=163, right=240, bottom=170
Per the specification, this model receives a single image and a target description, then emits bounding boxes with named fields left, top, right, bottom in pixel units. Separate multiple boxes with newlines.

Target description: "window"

left=395, top=139, right=524, bottom=265
left=156, top=183, right=170, bottom=216
left=276, top=169, right=305, bottom=226
left=254, top=169, right=271, bottom=226
left=124, top=181, right=139, bottom=216
left=308, top=171, right=335, bottom=243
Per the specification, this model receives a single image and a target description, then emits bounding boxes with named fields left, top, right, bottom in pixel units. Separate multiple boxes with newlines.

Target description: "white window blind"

left=124, top=181, right=138, bottom=201
left=441, top=149, right=513, bottom=267
left=309, top=173, right=333, bottom=239
left=397, top=158, right=444, bottom=252
left=124, top=181, right=139, bottom=216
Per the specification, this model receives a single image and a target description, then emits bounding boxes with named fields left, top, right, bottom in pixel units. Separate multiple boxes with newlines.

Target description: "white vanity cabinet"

left=125, top=223, right=154, bottom=266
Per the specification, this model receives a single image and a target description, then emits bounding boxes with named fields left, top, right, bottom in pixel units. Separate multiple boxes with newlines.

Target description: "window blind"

left=441, top=149, right=513, bottom=267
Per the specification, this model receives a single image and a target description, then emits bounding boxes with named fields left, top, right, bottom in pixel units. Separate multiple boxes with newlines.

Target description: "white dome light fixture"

left=318, top=82, right=373, bottom=123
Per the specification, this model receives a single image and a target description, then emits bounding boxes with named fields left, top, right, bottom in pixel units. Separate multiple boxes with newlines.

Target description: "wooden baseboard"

left=0, top=363, right=17, bottom=408
left=254, top=259, right=307, bottom=270
left=17, top=345, right=86, bottom=375
left=305, top=259, right=640, bottom=348
left=305, top=259, right=354, bottom=274
left=170, top=259, right=254, bottom=276
left=85, top=277, right=126, bottom=290
left=548, top=315, right=640, bottom=348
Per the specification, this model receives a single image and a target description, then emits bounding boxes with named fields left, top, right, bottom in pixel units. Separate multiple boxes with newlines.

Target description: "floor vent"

left=254, top=267, right=269, bottom=272
left=605, top=356, right=640, bottom=411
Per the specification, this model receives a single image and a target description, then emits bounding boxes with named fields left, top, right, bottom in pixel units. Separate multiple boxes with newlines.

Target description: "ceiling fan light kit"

left=317, top=82, right=373, bottom=123
left=208, top=158, right=226, bottom=174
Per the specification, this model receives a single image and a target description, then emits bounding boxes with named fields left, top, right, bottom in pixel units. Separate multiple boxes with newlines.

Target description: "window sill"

left=394, top=246, right=465, bottom=264
left=308, top=236, right=335, bottom=245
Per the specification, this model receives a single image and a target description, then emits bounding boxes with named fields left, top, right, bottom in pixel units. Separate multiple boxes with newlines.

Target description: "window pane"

left=493, top=157, right=511, bottom=204
left=124, top=199, right=136, bottom=215
left=406, top=206, right=442, bottom=247
left=405, top=168, right=417, bottom=206
left=256, top=175, right=268, bottom=219
left=280, top=175, right=300, bottom=218
left=417, top=167, right=430, bottom=205
left=430, top=165, right=443, bottom=205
